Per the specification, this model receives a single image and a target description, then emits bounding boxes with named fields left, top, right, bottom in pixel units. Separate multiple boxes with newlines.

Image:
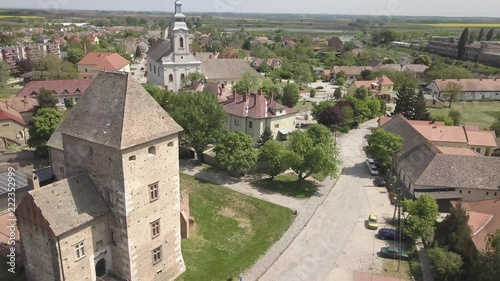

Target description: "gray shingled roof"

left=381, top=114, right=432, bottom=157
left=46, top=128, right=63, bottom=150
left=146, top=39, right=171, bottom=62
left=29, top=174, right=109, bottom=236
left=201, top=59, right=259, bottom=80
left=57, top=72, right=183, bottom=150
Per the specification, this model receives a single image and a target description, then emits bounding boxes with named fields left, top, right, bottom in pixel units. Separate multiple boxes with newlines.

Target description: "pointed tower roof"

left=58, top=71, right=183, bottom=150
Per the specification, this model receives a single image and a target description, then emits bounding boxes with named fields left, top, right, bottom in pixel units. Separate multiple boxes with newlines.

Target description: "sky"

left=2, top=0, right=500, bottom=18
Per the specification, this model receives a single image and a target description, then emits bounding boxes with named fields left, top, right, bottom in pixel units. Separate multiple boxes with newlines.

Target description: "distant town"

left=0, top=2, right=499, bottom=281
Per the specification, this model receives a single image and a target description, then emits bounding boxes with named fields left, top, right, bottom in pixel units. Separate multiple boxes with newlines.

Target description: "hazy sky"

left=2, top=0, right=500, bottom=17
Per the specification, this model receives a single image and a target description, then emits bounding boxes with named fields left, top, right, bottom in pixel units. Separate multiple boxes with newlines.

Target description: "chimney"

left=243, top=92, right=248, bottom=102
left=232, top=89, right=236, bottom=101
left=27, top=171, right=40, bottom=190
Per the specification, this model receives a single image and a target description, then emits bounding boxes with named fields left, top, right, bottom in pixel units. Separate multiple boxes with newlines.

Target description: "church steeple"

left=174, top=0, right=186, bottom=21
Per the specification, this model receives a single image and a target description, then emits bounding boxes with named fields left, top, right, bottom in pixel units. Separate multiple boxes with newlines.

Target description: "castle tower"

left=57, top=71, right=186, bottom=281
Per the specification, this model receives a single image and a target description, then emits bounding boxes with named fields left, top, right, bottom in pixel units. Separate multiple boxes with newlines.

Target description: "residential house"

left=17, top=71, right=186, bottom=281
left=381, top=115, right=500, bottom=209
left=87, top=34, right=99, bottom=44
left=347, top=75, right=396, bottom=101
left=322, top=70, right=331, bottom=82
left=459, top=199, right=500, bottom=260
left=194, top=82, right=297, bottom=143
left=331, top=66, right=372, bottom=82
left=378, top=63, right=429, bottom=78
left=0, top=96, right=38, bottom=125
left=251, top=58, right=283, bottom=70
left=327, top=36, right=343, bottom=50
left=16, top=79, right=93, bottom=108
left=426, top=78, right=500, bottom=101
left=0, top=101, right=28, bottom=146
left=77, top=52, right=131, bottom=78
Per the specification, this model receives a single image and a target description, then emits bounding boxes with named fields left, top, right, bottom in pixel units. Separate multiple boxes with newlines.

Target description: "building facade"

left=426, top=78, right=500, bottom=101
left=17, top=71, right=186, bottom=281
left=428, top=36, right=500, bottom=60
left=146, top=1, right=202, bottom=92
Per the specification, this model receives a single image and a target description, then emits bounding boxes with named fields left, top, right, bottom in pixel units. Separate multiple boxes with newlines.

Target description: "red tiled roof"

left=0, top=96, right=38, bottom=113
left=77, top=52, right=129, bottom=71
left=0, top=101, right=25, bottom=125
left=16, top=79, right=92, bottom=98
left=461, top=199, right=500, bottom=251
left=222, top=92, right=296, bottom=119
left=465, top=129, right=498, bottom=147
left=436, top=146, right=481, bottom=156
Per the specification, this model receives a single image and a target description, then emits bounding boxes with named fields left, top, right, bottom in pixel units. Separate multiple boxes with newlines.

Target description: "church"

left=147, top=0, right=258, bottom=92
left=146, top=0, right=202, bottom=92
left=16, top=71, right=186, bottom=281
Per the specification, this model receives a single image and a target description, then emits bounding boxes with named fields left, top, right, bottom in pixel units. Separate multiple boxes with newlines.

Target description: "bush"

left=338, top=125, right=350, bottom=133
left=410, top=259, right=423, bottom=276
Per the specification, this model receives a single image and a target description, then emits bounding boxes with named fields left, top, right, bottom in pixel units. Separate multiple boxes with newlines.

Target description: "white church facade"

left=146, top=0, right=202, bottom=92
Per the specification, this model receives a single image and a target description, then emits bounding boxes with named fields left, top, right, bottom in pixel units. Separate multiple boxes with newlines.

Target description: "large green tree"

left=435, top=204, right=471, bottom=254
left=233, top=71, right=262, bottom=94
left=478, top=28, right=485, bottom=41
left=28, top=108, right=63, bottom=150
left=66, top=48, right=85, bottom=64
left=366, top=128, right=404, bottom=172
left=311, top=100, right=335, bottom=120
left=457, top=28, right=469, bottom=59
left=287, top=128, right=338, bottom=181
left=394, top=84, right=417, bottom=119
left=414, top=91, right=431, bottom=120
left=181, top=72, right=206, bottom=89
left=470, top=231, right=500, bottom=281
left=426, top=247, right=463, bottom=281
left=165, top=92, right=227, bottom=163
left=486, top=28, right=495, bottom=41
left=402, top=194, right=439, bottom=246
left=258, top=126, right=274, bottom=146
left=0, top=60, right=9, bottom=89
left=354, top=86, right=369, bottom=100
left=443, top=82, right=463, bottom=108
left=424, top=63, right=473, bottom=82
left=292, top=63, right=313, bottom=86
left=259, top=140, right=289, bottom=179
left=36, top=54, right=78, bottom=80
left=215, top=132, right=258, bottom=176
left=281, top=83, right=300, bottom=108
left=142, top=84, right=172, bottom=108
left=36, top=88, right=58, bottom=109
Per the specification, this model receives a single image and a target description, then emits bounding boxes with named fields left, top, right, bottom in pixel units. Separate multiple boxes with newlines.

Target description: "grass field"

left=0, top=88, right=21, bottom=98
left=418, top=23, right=500, bottom=28
left=251, top=173, right=319, bottom=198
left=177, top=174, right=294, bottom=281
left=293, top=101, right=314, bottom=111
left=380, top=259, right=412, bottom=280
left=427, top=101, right=500, bottom=129
left=0, top=15, right=44, bottom=19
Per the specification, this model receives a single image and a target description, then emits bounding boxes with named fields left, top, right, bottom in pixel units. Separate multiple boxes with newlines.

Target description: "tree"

left=426, top=247, right=463, bottom=281
left=394, top=84, right=417, bottom=119
left=257, top=59, right=271, bottom=73
left=311, top=100, right=335, bottom=120
left=470, top=231, right=500, bottom=281
left=414, top=91, right=431, bottom=120
left=345, top=96, right=371, bottom=122
left=16, top=59, right=34, bottom=74
left=37, top=88, right=58, bottom=109
left=360, top=69, right=371, bottom=80
left=181, top=72, right=205, bottom=89
left=335, top=77, right=345, bottom=86
left=233, top=71, right=262, bottom=94
left=318, top=103, right=345, bottom=127
left=292, top=63, right=313, bottom=86
left=165, top=92, right=227, bottom=163
left=258, top=126, right=274, bottom=146
left=306, top=124, right=332, bottom=145
left=334, top=88, right=342, bottom=100
left=413, top=54, right=431, bottom=66
left=242, top=39, right=252, bottom=50
left=215, top=132, right=258, bottom=176
left=366, top=128, right=404, bottom=172
left=143, top=84, right=172, bottom=108
left=402, top=194, right=439, bottom=246
left=64, top=98, right=74, bottom=108
left=435, top=204, right=472, bottom=254
left=336, top=71, right=346, bottom=80
left=281, top=83, right=300, bottom=108
left=433, top=114, right=454, bottom=126
left=443, top=82, right=463, bottom=108
left=0, top=61, right=8, bottom=90
left=448, top=109, right=461, bottom=125
left=342, top=41, right=357, bottom=52
left=365, top=98, right=382, bottom=118
left=424, top=63, right=473, bottom=82
left=478, top=28, right=485, bottom=41
left=134, top=45, right=142, bottom=59
left=309, top=88, right=316, bottom=98
left=354, top=86, right=369, bottom=100
left=468, top=31, right=477, bottom=44
left=486, top=28, right=495, bottom=41
left=66, top=48, right=85, bottom=64
left=457, top=28, right=469, bottom=59
left=286, top=130, right=338, bottom=181
left=28, top=108, right=63, bottom=150
left=259, top=140, right=288, bottom=179
left=35, top=55, right=78, bottom=80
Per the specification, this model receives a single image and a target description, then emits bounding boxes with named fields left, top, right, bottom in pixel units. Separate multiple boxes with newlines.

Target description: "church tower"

left=146, top=0, right=202, bottom=92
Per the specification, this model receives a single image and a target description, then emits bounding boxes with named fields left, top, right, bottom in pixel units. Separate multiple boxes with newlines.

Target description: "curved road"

left=259, top=119, right=396, bottom=281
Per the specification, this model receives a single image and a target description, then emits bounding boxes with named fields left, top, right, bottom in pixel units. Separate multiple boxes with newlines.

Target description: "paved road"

left=259, top=119, right=396, bottom=281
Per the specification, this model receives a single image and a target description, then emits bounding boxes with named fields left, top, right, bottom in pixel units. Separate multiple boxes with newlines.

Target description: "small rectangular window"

left=152, top=246, right=162, bottom=264
left=74, top=241, right=85, bottom=260
left=468, top=190, right=471, bottom=194
left=486, top=192, right=489, bottom=196
left=2, top=124, right=9, bottom=127
left=59, top=165, right=65, bottom=175
left=248, top=121, right=253, bottom=128
left=96, top=240, right=103, bottom=250
left=234, top=119, right=239, bottom=126
left=149, top=182, right=159, bottom=202
left=151, top=219, right=160, bottom=238
left=110, top=230, right=116, bottom=244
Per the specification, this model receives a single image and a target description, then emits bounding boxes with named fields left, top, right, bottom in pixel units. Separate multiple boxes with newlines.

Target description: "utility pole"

left=397, top=185, right=403, bottom=272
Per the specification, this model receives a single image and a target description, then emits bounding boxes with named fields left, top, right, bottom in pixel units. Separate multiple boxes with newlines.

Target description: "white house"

left=426, top=78, right=500, bottom=101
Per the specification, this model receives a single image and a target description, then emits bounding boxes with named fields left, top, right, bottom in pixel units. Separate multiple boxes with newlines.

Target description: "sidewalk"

left=179, top=134, right=346, bottom=281
left=416, top=241, right=434, bottom=281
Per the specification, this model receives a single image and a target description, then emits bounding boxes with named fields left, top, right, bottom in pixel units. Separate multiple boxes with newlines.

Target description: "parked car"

left=380, top=246, right=409, bottom=260
left=374, top=177, right=386, bottom=187
left=365, top=158, right=379, bottom=175
left=377, top=228, right=405, bottom=240
left=295, top=122, right=305, bottom=128
left=315, top=86, right=324, bottom=90
left=367, top=214, right=378, bottom=230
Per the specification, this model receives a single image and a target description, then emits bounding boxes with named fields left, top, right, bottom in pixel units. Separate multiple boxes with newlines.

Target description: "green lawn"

left=0, top=257, right=26, bottom=281
left=0, top=88, right=21, bottom=98
left=177, top=174, right=294, bottom=281
left=380, top=259, right=412, bottom=280
left=293, top=101, right=313, bottom=111
left=428, top=101, right=500, bottom=129
left=251, top=173, right=319, bottom=198
left=311, top=172, right=328, bottom=182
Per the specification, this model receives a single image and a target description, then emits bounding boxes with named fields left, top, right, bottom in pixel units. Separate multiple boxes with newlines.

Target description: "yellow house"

left=222, top=90, right=297, bottom=143
left=347, top=75, right=396, bottom=102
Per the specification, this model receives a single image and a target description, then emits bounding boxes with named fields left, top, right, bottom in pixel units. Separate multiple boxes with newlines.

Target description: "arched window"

left=180, top=73, right=185, bottom=81
left=129, top=155, right=136, bottom=161
left=180, top=37, right=184, bottom=48
left=148, top=146, right=156, bottom=156
left=169, top=74, right=173, bottom=82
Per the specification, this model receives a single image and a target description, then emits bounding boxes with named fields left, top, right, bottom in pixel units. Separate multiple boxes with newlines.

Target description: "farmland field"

left=0, top=15, right=44, bottom=19
left=417, top=23, right=500, bottom=28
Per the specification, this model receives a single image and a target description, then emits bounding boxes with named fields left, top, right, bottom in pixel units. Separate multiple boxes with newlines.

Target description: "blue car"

left=378, top=228, right=405, bottom=240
